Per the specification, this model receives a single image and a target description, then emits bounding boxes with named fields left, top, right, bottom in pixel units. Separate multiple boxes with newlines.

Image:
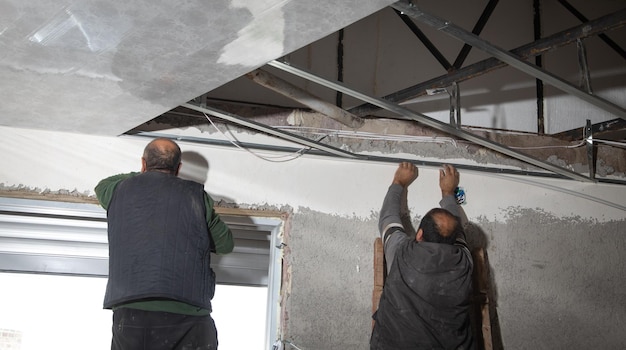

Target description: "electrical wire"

left=507, top=139, right=587, bottom=150
left=276, top=126, right=458, bottom=146
left=204, top=113, right=310, bottom=162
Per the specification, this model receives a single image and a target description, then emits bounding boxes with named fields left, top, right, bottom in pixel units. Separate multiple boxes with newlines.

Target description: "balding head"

left=141, top=138, right=182, bottom=175
left=416, top=208, right=462, bottom=244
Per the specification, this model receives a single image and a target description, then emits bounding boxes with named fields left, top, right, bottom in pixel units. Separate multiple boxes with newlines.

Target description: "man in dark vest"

left=371, top=162, right=474, bottom=349
left=95, top=138, right=234, bottom=350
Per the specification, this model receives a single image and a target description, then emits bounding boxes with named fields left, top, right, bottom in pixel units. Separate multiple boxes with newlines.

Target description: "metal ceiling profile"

left=266, top=60, right=593, bottom=182
left=390, top=1, right=626, bottom=120
left=349, top=5, right=626, bottom=117
left=166, top=0, right=626, bottom=184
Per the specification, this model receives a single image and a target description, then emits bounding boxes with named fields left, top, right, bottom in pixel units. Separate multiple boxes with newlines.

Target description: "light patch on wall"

left=217, top=0, right=288, bottom=67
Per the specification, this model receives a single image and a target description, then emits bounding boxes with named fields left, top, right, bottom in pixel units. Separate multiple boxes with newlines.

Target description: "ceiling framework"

left=115, top=1, right=625, bottom=184
left=145, top=0, right=626, bottom=185
left=265, top=60, right=593, bottom=182
left=348, top=4, right=626, bottom=118
left=390, top=1, right=626, bottom=120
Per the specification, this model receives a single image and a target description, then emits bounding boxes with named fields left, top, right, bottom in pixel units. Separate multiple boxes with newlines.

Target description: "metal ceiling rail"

left=350, top=7, right=626, bottom=116
left=180, top=102, right=360, bottom=159
left=267, top=60, right=592, bottom=182
left=391, top=1, right=626, bottom=120
left=130, top=130, right=556, bottom=178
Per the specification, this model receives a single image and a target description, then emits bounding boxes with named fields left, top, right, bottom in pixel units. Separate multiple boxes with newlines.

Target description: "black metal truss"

left=390, top=1, right=625, bottom=120
left=350, top=4, right=626, bottom=120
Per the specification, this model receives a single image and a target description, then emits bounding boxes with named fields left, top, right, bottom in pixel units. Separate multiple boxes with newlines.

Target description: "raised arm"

left=438, top=164, right=469, bottom=246
left=438, top=164, right=468, bottom=225
left=379, top=162, right=418, bottom=272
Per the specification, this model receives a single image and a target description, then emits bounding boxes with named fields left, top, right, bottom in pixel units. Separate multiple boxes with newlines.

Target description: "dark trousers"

left=111, top=308, right=218, bottom=350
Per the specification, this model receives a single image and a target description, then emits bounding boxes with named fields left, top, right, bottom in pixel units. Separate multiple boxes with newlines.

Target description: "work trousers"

left=111, top=308, right=218, bottom=350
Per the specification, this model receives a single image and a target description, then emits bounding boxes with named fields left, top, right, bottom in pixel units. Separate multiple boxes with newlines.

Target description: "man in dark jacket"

left=95, top=138, right=234, bottom=350
left=371, top=162, right=473, bottom=350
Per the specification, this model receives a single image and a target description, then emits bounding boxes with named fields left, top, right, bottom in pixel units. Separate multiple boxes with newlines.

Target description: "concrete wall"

left=1, top=125, right=625, bottom=349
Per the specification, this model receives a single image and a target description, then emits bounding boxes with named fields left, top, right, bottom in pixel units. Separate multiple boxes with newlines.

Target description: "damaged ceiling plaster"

left=131, top=102, right=626, bottom=181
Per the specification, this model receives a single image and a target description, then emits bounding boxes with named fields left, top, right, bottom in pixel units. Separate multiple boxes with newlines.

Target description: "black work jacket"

left=372, top=238, right=474, bottom=349
left=103, top=171, right=215, bottom=310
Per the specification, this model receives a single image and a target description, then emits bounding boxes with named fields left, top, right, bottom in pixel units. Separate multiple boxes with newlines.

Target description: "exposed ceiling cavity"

left=1, top=0, right=625, bottom=183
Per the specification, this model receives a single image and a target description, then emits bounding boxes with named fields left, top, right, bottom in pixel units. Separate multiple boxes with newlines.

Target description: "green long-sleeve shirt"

left=94, top=172, right=234, bottom=315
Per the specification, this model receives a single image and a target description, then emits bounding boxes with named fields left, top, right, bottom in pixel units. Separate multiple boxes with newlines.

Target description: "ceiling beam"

left=557, top=0, right=626, bottom=60
left=351, top=7, right=626, bottom=116
left=267, top=60, right=593, bottom=182
left=453, top=0, right=500, bottom=69
left=246, top=69, right=364, bottom=129
left=390, top=1, right=626, bottom=120
left=393, top=8, right=452, bottom=70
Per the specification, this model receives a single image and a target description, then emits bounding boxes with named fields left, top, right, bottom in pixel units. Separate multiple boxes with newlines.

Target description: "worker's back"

left=371, top=239, right=474, bottom=350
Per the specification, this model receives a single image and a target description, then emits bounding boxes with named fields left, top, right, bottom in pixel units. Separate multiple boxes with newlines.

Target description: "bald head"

left=141, top=138, right=182, bottom=175
left=417, top=208, right=462, bottom=245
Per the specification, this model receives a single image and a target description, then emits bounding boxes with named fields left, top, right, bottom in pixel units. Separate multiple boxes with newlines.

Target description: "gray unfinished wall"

left=1, top=126, right=624, bottom=349
left=282, top=208, right=625, bottom=349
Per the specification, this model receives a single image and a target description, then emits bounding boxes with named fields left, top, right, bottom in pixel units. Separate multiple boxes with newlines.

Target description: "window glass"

left=0, top=273, right=110, bottom=350
left=0, top=273, right=267, bottom=350
left=212, top=284, right=268, bottom=350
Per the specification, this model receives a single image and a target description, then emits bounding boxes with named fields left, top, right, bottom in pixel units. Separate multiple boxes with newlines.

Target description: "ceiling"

left=1, top=0, right=625, bottom=183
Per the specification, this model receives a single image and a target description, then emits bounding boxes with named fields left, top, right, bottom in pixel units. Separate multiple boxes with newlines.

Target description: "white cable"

left=275, top=126, right=458, bottom=146
left=205, top=115, right=625, bottom=164
left=507, top=139, right=587, bottom=150
left=594, top=138, right=626, bottom=148
left=204, top=113, right=309, bottom=162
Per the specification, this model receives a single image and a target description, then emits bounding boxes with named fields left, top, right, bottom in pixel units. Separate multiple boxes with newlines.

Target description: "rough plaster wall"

left=478, top=212, right=626, bottom=349
left=281, top=209, right=626, bottom=349
left=0, top=126, right=625, bottom=349
left=282, top=209, right=377, bottom=349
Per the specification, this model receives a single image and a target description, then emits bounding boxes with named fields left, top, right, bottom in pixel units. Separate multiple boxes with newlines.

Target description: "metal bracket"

left=576, top=39, right=593, bottom=94
left=446, top=82, right=461, bottom=128
left=584, top=119, right=596, bottom=181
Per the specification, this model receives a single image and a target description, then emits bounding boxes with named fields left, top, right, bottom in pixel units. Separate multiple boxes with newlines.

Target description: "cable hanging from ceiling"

left=204, top=113, right=311, bottom=162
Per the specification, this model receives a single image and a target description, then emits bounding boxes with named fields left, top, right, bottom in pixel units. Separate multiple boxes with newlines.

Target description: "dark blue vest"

left=103, top=171, right=214, bottom=310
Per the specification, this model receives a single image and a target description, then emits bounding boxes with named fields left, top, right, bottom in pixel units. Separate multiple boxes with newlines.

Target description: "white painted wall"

left=1, top=125, right=623, bottom=220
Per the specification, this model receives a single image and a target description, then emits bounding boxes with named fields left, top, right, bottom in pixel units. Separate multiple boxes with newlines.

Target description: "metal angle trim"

left=267, top=60, right=593, bottom=182
left=181, top=102, right=360, bottom=159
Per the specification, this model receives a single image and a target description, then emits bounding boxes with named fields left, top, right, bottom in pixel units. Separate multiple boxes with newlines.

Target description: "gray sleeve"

left=439, top=195, right=469, bottom=226
left=379, top=184, right=410, bottom=273
left=440, top=195, right=470, bottom=248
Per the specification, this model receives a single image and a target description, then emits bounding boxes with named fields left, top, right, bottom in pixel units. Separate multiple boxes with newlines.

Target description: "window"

left=0, top=197, right=283, bottom=350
